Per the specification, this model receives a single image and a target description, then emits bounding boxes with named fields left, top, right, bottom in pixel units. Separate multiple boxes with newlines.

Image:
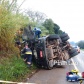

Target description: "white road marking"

left=71, top=58, right=79, bottom=71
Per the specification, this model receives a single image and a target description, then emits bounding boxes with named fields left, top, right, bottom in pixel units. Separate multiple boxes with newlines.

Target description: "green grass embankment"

left=0, top=55, right=37, bottom=82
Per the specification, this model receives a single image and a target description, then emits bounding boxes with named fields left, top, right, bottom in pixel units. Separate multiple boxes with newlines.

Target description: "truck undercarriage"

left=16, top=27, right=79, bottom=70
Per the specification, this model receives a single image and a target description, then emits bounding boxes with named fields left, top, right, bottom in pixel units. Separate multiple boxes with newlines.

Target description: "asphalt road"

left=72, top=51, right=84, bottom=72
left=26, top=51, right=84, bottom=84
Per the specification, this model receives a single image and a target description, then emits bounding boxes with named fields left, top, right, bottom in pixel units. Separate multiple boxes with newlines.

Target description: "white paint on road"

left=71, top=58, right=79, bottom=72
left=71, top=51, right=84, bottom=72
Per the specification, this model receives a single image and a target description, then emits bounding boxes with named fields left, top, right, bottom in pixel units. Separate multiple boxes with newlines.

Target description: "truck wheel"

left=46, top=59, right=54, bottom=70
left=61, top=36, right=70, bottom=42
left=69, top=51, right=78, bottom=58
left=68, top=48, right=77, bottom=54
left=47, top=34, right=60, bottom=40
left=60, top=33, right=68, bottom=38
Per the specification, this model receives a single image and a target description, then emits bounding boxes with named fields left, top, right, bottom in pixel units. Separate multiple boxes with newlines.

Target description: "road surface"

left=26, top=51, right=84, bottom=84
left=72, top=51, right=84, bottom=72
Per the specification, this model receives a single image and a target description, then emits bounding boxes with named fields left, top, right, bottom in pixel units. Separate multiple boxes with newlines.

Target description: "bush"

left=0, top=55, right=37, bottom=81
left=0, top=2, right=29, bottom=52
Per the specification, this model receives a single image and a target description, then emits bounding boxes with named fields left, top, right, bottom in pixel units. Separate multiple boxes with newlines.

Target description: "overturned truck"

left=22, top=27, right=79, bottom=69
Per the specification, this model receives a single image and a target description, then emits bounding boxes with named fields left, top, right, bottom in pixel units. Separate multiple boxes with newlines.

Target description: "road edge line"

left=71, top=58, right=79, bottom=71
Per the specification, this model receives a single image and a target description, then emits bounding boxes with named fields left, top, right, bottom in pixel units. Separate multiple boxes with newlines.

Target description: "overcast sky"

left=18, top=0, right=84, bottom=42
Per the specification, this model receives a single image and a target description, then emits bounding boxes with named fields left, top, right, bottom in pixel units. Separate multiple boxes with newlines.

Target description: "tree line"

left=0, top=0, right=63, bottom=54
left=77, top=41, right=84, bottom=49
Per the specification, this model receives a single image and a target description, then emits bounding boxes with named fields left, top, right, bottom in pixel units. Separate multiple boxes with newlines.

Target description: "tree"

left=25, top=10, right=47, bottom=23
left=54, top=23, right=60, bottom=34
left=36, top=24, right=49, bottom=36
left=54, top=23, right=63, bottom=35
left=0, top=0, right=29, bottom=52
left=0, top=0, right=18, bottom=12
left=43, top=19, right=54, bottom=34
left=77, top=41, right=84, bottom=49
left=58, top=30, right=63, bottom=35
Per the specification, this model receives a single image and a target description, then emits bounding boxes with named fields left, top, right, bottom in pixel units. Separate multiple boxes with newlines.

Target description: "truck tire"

left=60, top=33, right=68, bottom=38
left=46, top=59, right=54, bottom=70
left=68, top=48, right=77, bottom=54
left=47, top=34, right=60, bottom=40
left=69, top=51, right=78, bottom=58
left=61, top=36, right=70, bottom=42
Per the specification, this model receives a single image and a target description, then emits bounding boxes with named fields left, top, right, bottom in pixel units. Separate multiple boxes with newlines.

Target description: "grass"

left=0, top=55, right=37, bottom=82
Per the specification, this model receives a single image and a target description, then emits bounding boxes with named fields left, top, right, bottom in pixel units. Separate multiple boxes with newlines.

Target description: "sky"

left=17, top=0, right=84, bottom=42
